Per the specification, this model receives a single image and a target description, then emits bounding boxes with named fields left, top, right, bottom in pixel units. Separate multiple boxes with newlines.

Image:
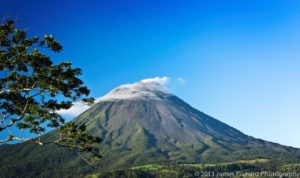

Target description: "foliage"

left=0, top=20, right=100, bottom=155
left=86, top=160, right=300, bottom=178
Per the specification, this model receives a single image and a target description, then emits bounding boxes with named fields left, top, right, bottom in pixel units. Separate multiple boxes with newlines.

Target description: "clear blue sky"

left=1, top=0, right=300, bottom=148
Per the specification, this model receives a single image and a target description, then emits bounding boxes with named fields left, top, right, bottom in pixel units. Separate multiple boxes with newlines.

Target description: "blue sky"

left=1, top=0, right=300, bottom=148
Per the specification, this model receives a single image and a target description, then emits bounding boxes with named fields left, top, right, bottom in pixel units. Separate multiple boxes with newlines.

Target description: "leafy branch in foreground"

left=0, top=19, right=101, bottom=159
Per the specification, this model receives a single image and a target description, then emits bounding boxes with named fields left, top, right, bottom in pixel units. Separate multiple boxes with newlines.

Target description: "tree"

left=0, top=20, right=101, bottom=158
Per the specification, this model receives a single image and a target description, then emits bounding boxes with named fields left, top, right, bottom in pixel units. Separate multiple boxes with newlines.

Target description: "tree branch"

left=0, top=113, right=12, bottom=127
left=0, top=136, right=43, bottom=145
left=77, top=151, right=95, bottom=166
left=0, top=88, right=33, bottom=94
left=0, top=98, right=30, bottom=132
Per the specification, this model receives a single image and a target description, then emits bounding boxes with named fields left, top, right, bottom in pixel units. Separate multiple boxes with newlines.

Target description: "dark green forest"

left=86, top=160, right=300, bottom=178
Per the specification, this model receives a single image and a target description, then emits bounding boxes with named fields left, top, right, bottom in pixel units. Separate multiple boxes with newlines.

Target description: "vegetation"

left=86, top=160, right=300, bottom=178
left=0, top=20, right=101, bottom=155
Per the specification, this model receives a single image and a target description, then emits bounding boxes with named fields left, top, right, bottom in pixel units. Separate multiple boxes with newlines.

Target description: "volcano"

left=0, top=79, right=299, bottom=177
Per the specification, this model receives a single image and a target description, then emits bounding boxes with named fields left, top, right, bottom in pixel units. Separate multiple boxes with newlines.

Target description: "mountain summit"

left=100, top=79, right=170, bottom=101
left=0, top=78, right=300, bottom=177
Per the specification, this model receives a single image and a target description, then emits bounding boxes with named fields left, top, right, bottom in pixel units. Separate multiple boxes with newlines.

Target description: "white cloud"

left=57, top=101, right=90, bottom=117
left=177, top=77, right=186, bottom=85
left=141, top=76, right=170, bottom=86
left=57, top=98, right=102, bottom=117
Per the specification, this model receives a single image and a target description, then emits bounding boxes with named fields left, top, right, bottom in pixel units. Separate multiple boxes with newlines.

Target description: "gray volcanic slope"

left=0, top=80, right=299, bottom=177
left=72, top=81, right=300, bottom=169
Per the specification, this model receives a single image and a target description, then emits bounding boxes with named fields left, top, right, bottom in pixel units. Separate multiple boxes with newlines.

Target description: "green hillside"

left=86, top=159, right=300, bottom=178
